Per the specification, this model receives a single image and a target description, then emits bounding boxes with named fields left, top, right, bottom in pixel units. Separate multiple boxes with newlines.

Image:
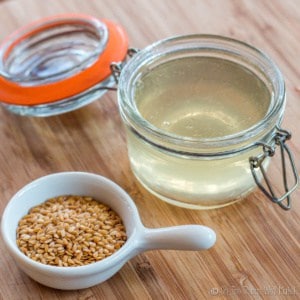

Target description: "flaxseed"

left=16, top=195, right=127, bottom=267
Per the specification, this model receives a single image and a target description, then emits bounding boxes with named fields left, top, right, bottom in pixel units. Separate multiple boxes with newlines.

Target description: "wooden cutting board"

left=0, top=0, right=299, bottom=299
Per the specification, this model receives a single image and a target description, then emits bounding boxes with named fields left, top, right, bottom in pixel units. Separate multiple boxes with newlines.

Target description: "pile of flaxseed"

left=16, top=195, right=127, bottom=267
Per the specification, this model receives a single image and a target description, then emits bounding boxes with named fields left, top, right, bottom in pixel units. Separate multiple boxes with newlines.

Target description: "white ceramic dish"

left=1, top=172, right=216, bottom=290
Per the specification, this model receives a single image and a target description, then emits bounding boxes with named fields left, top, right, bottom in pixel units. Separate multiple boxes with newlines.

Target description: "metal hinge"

left=249, top=126, right=299, bottom=210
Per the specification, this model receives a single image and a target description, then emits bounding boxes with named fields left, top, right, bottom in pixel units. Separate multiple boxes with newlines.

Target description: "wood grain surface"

left=0, top=0, right=299, bottom=299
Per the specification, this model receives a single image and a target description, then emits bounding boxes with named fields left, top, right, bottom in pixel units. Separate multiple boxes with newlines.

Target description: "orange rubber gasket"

left=0, top=14, right=128, bottom=105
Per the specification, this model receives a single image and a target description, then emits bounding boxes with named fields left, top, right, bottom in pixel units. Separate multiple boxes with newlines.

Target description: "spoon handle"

left=139, top=225, right=216, bottom=251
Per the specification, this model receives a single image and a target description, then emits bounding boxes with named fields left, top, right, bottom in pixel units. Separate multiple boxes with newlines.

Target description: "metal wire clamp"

left=249, top=126, right=299, bottom=210
left=110, top=48, right=140, bottom=86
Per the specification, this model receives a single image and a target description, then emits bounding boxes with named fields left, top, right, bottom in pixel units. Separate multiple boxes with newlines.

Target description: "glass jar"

left=118, top=35, right=298, bottom=210
left=0, top=14, right=128, bottom=116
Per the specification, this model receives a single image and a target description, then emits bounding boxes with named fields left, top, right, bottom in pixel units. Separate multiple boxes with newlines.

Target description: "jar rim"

left=118, top=34, right=286, bottom=155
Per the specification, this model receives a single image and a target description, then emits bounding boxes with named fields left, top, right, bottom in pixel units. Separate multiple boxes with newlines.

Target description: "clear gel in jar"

left=118, top=35, right=298, bottom=209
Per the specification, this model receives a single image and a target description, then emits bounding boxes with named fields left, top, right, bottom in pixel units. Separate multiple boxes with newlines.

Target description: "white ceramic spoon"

left=1, top=172, right=216, bottom=290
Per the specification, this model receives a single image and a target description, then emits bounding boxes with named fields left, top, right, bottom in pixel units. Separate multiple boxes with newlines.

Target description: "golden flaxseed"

left=16, top=195, right=127, bottom=267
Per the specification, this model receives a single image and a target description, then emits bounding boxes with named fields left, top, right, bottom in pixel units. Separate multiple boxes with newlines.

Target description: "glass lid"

left=0, top=14, right=128, bottom=106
